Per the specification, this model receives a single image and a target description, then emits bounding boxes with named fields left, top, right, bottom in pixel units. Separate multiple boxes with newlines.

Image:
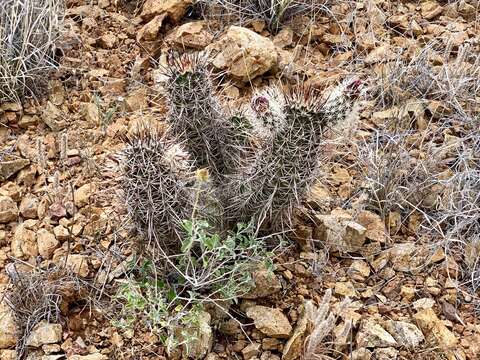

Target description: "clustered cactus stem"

left=119, top=53, right=360, bottom=253
left=163, top=53, right=241, bottom=181
left=119, top=123, right=195, bottom=253
left=225, top=83, right=359, bottom=232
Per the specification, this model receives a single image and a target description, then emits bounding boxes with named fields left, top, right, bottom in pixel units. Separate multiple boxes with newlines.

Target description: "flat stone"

left=356, top=319, right=398, bottom=348
left=246, top=306, right=292, bottom=338
left=0, top=196, right=18, bottom=223
left=26, top=321, right=62, bottom=347
left=0, top=159, right=30, bottom=181
left=37, top=229, right=60, bottom=259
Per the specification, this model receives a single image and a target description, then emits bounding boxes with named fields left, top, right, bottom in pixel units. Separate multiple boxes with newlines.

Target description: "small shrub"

left=373, top=42, right=480, bottom=119
left=196, top=0, right=325, bottom=33
left=4, top=265, right=84, bottom=359
left=113, top=220, right=273, bottom=350
left=0, top=0, right=64, bottom=103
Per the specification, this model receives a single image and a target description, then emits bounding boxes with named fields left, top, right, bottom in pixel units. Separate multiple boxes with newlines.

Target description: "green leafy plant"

left=112, top=220, right=273, bottom=351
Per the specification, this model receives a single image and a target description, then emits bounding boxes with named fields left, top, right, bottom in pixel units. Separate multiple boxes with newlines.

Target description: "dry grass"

left=4, top=264, right=84, bottom=359
left=0, top=0, right=64, bottom=103
left=196, top=0, right=326, bottom=33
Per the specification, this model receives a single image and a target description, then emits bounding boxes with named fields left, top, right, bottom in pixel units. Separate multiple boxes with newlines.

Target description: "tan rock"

left=125, top=88, right=148, bottom=112
left=414, top=308, right=457, bottom=350
left=0, top=158, right=30, bottom=181
left=0, top=182, right=21, bottom=201
left=242, top=269, right=281, bottom=299
left=365, top=45, right=394, bottom=65
left=140, top=0, right=192, bottom=22
left=97, top=33, right=117, bottom=49
left=246, top=306, right=292, bottom=338
left=26, top=321, right=62, bottom=347
left=74, top=183, right=96, bottom=208
left=0, top=350, right=16, bottom=359
left=348, top=260, right=371, bottom=281
left=137, top=14, right=166, bottom=41
left=19, top=195, right=38, bottom=219
left=356, top=210, right=386, bottom=243
left=53, top=225, right=70, bottom=242
left=167, top=21, right=214, bottom=49
left=356, top=319, right=398, bottom=348
left=335, top=281, right=357, bottom=297
left=421, top=1, right=443, bottom=20
left=175, top=310, right=212, bottom=359
left=66, top=254, right=90, bottom=277
left=0, top=196, right=18, bottom=223
left=351, top=348, right=371, bottom=360
left=207, top=26, right=278, bottom=82
left=314, top=212, right=366, bottom=253
left=384, top=320, right=424, bottom=348
left=373, top=347, right=398, bottom=360
left=11, top=223, right=37, bottom=258
left=282, top=301, right=314, bottom=360
left=68, top=354, right=108, bottom=360
left=82, top=102, right=100, bottom=124
left=37, top=229, right=59, bottom=259
left=0, top=302, right=17, bottom=349
left=242, top=342, right=261, bottom=360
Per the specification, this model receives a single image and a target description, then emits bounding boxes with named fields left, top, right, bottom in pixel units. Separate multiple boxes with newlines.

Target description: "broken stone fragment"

left=0, top=195, right=18, bottom=223
left=246, top=306, right=292, bottom=338
left=207, top=26, right=278, bottom=82
left=356, top=319, right=398, bottom=348
left=26, top=321, right=62, bottom=347
left=0, top=158, right=30, bottom=181
left=140, top=0, right=192, bottom=22
left=383, top=320, right=424, bottom=348
left=241, top=268, right=282, bottom=299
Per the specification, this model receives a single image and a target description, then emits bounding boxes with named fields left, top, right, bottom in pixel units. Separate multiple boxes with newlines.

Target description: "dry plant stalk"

left=4, top=264, right=84, bottom=359
left=0, top=0, right=64, bottom=103
left=196, top=0, right=326, bottom=33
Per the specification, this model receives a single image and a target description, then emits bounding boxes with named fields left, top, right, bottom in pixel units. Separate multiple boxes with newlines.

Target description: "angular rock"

left=421, top=1, right=443, bottom=19
left=356, top=210, right=386, bottom=243
left=246, top=306, right=292, bottom=338
left=26, top=321, right=62, bottom=347
left=0, top=196, right=18, bottom=223
left=11, top=223, right=37, bottom=258
left=137, top=14, right=166, bottom=42
left=282, top=301, right=314, bottom=360
left=351, top=348, right=371, bottom=360
left=207, top=26, right=278, bottom=82
left=67, top=354, right=108, bottom=360
left=176, top=310, right=212, bottom=359
left=242, top=269, right=281, bottom=299
left=74, top=183, right=96, bottom=208
left=167, top=21, right=214, bottom=49
left=140, top=0, right=191, bottom=22
left=314, top=212, right=366, bottom=253
left=335, top=281, right=357, bottom=297
left=414, top=308, right=457, bottom=351
left=242, top=342, right=261, bottom=360
left=65, top=254, right=90, bottom=277
left=0, top=182, right=21, bottom=201
left=37, top=229, right=60, bottom=259
left=0, top=159, right=30, bottom=181
left=19, top=195, right=39, bottom=219
left=356, top=319, right=398, bottom=348
left=384, top=320, right=424, bottom=348
left=373, top=347, right=398, bottom=360
left=0, top=301, right=17, bottom=349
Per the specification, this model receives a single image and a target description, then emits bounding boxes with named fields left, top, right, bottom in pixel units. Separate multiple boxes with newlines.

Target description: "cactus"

left=226, top=80, right=360, bottom=232
left=163, top=53, right=240, bottom=181
left=119, top=123, right=195, bottom=253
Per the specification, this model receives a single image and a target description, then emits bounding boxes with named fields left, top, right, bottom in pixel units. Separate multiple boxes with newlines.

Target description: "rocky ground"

left=1, top=0, right=480, bottom=359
